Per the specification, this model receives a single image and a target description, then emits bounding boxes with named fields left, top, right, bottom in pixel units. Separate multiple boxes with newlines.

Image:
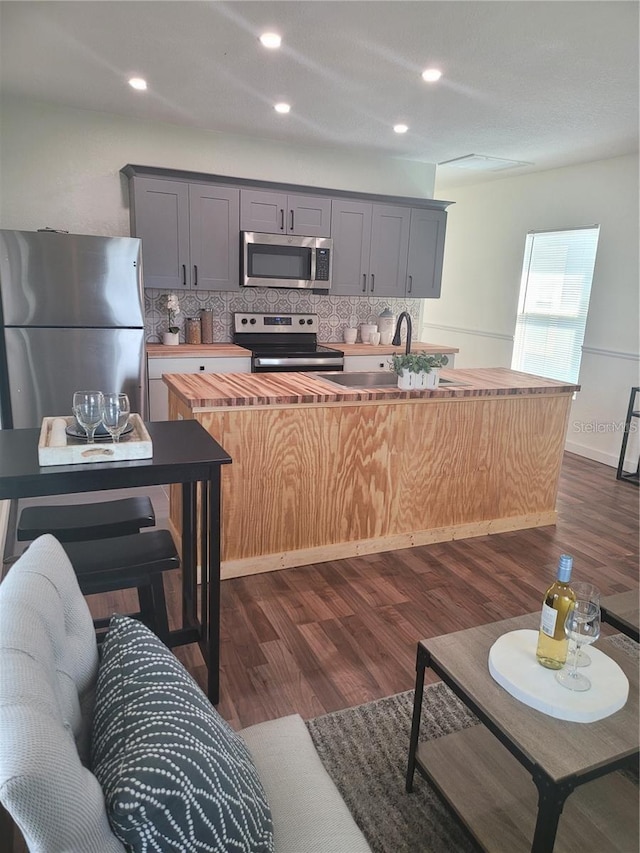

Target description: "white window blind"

left=511, top=227, right=600, bottom=383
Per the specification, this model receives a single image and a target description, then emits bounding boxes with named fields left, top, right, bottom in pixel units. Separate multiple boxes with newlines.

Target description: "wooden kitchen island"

left=164, top=368, right=579, bottom=579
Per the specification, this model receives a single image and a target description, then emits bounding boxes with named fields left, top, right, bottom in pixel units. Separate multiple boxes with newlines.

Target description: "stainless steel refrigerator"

left=0, top=229, right=146, bottom=429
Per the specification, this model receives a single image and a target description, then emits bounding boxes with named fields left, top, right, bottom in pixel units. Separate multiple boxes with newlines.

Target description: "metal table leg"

left=531, top=774, right=572, bottom=852
left=406, top=643, right=428, bottom=792
left=205, top=469, right=222, bottom=706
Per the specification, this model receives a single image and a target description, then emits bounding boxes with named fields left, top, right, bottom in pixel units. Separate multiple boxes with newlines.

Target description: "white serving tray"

left=488, top=629, right=629, bottom=723
left=38, top=413, right=152, bottom=466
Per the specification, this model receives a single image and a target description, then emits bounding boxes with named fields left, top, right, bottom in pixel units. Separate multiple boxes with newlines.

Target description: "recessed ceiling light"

left=128, top=77, right=147, bottom=91
left=274, top=102, right=290, bottom=114
left=421, top=68, right=442, bottom=83
left=260, top=32, right=281, bottom=49
left=394, top=124, right=409, bottom=134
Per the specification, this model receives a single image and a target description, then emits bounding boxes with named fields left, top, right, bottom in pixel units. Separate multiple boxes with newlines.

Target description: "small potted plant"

left=162, top=293, right=181, bottom=345
left=391, top=352, right=449, bottom=389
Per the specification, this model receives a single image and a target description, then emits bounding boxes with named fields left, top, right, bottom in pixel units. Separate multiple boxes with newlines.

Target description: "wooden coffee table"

left=601, top=590, right=639, bottom=642
left=406, top=613, right=639, bottom=853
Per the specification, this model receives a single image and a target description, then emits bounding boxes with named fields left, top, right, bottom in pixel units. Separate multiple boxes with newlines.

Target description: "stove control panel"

left=234, top=312, right=319, bottom=334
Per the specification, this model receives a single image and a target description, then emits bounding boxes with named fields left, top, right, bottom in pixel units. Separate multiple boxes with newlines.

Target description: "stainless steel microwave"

left=241, top=232, right=332, bottom=291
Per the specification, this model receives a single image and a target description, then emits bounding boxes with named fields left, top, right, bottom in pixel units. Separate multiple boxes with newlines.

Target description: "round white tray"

left=488, top=630, right=629, bottom=723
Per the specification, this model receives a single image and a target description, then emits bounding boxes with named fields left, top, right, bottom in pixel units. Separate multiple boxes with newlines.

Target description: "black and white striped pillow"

left=90, top=615, right=273, bottom=853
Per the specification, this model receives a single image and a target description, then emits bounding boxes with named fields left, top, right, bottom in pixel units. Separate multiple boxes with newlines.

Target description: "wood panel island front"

left=163, top=369, right=579, bottom=579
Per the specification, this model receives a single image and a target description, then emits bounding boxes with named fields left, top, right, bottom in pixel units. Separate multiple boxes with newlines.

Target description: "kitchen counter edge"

left=163, top=368, right=580, bottom=409
left=147, top=341, right=459, bottom=357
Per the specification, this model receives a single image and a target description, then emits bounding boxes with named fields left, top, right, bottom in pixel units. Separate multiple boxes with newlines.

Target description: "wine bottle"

left=535, top=554, right=576, bottom=669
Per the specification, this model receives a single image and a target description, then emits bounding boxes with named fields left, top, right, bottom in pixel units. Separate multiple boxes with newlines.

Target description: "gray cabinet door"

left=369, top=205, right=410, bottom=298
left=189, top=185, right=240, bottom=291
left=288, top=195, right=331, bottom=237
left=330, top=200, right=372, bottom=296
left=241, top=189, right=287, bottom=232
left=241, top=190, right=331, bottom=236
left=131, top=177, right=190, bottom=289
left=407, top=208, right=446, bottom=298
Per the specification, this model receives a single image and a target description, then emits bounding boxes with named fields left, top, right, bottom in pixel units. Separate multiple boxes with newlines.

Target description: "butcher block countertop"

left=146, top=343, right=251, bottom=357
left=336, top=341, right=459, bottom=356
left=163, top=368, right=579, bottom=410
left=146, top=341, right=458, bottom=358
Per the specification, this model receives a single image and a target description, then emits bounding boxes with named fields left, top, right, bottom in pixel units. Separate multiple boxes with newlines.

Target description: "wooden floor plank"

left=76, top=451, right=639, bottom=728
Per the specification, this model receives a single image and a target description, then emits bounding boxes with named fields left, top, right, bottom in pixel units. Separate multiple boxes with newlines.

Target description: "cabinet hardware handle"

left=290, top=210, right=294, bottom=231
left=371, top=273, right=375, bottom=293
left=280, top=209, right=285, bottom=231
left=408, top=274, right=413, bottom=293
left=182, top=264, right=187, bottom=287
left=193, top=265, right=198, bottom=286
left=362, top=273, right=367, bottom=293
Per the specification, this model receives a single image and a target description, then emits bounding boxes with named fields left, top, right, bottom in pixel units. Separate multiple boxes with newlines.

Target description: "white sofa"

left=0, top=535, right=371, bottom=853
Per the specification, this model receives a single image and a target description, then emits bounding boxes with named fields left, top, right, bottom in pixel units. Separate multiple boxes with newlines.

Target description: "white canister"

left=378, top=308, right=396, bottom=339
left=359, top=323, right=377, bottom=343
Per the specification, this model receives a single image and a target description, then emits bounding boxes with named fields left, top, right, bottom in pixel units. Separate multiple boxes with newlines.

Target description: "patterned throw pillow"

left=90, top=615, right=273, bottom=853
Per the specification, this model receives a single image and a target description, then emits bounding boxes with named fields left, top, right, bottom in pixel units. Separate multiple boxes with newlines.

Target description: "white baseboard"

left=564, top=440, right=617, bottom=468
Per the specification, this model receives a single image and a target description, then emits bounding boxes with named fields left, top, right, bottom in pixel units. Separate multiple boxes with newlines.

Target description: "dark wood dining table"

left=0, top=419, right=232, bottom=704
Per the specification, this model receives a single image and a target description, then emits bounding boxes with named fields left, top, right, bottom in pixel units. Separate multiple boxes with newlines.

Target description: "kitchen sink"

left=315, top=372, right=469, bottom=388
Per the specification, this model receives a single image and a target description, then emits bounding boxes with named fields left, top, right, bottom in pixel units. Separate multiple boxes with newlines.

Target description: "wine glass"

left=556, top=600, right=601, bottom=692
left=566, top=582, right=600, bottom=667
left=72, top=391, right=104, bottom=444
left=100, top=393, right=130, bottom=443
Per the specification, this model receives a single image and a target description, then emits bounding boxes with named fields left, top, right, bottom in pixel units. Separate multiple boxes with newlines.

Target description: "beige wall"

left=428, top=154, right=640, bottom=467
left=0, top=96, right=436, bottom=234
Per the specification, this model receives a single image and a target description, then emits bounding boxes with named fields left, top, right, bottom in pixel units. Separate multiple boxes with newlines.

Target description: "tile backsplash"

left=145, top=289, right=422, bottom=343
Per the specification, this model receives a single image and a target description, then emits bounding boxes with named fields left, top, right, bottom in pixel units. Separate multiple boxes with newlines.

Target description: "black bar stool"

left=62, top=530, right=179, bottom=644
left=17, top=496, right=176, bottom=644
left=17, top=496, right=155, bottom=542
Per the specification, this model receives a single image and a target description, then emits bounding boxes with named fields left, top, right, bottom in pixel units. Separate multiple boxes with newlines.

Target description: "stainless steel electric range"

left=233, top=312, right=344, bottom=373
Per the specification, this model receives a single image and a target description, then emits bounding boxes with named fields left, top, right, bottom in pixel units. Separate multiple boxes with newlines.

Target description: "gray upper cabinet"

left=330, top=200, right=372, bottom=296
left=241, top=189, right=331, bottom=237
left=124, top=165, right=449, bottom=298
left=189, top=185, right=240, bottom=291
left=130, top=177, right=240, bottom=291
left=369, top=205, right=410, bottom=298
left=406, top=208, right=446, bottom=298
left=331, top=201, right=410, bottom=297
left=130, top=178, right=190, bottom=290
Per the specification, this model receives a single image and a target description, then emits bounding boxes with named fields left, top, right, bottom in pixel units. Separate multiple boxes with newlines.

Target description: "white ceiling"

left=1, top=0, right=638, bottom=188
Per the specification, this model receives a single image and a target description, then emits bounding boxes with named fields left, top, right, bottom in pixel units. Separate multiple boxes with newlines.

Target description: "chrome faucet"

left=391, top=311, right=412, bottom=355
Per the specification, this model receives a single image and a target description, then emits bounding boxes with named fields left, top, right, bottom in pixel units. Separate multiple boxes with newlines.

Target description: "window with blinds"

left=511, top=227, right=600, bottom=383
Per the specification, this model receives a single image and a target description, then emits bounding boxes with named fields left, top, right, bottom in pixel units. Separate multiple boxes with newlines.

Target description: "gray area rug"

left=306, top=634, right=638, bottom=853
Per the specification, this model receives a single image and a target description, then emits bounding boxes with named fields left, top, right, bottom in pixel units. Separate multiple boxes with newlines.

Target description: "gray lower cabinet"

left=130, top=177, right=240, bottom=291
left=241, top=189, right=331, bottom=237
left=331, top=201, right=410, bottom=297
left=332, top=200, right=446, bottom=299
left=406, top=208, right=446, bottom=298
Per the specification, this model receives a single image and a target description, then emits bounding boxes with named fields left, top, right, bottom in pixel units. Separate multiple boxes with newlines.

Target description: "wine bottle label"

left=540, top=602, right=558, bottom=637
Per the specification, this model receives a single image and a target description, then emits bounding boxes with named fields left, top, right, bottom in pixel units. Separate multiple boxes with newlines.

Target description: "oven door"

left=252, top=351, right=344, bottom=373
left=242, top=232, right=324, bottom=289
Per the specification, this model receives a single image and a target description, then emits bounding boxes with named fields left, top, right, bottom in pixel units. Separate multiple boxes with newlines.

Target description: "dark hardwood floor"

left=87, top=452, right=639, bottom=730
